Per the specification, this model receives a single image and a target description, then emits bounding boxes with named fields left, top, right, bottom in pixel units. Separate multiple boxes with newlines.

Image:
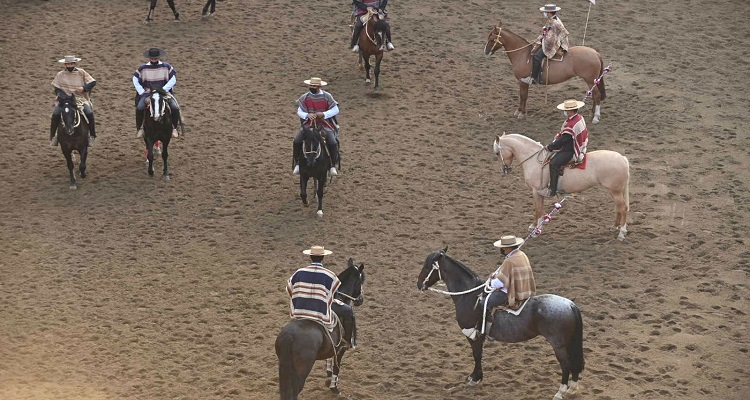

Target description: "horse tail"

left=276, top=329, right=298, bottom=399
left=568, top=303, right=585, bottom=375
left=597, top=53, right=607, bottom=101
left=624, top=156, right=630, bottom=212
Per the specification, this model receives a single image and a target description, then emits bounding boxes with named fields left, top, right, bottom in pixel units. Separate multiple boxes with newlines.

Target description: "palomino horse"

left=493, top=133, right=630, bottom=240
left=142, top=90, right=173, bottom=180
left=298, top=125, right=332, bottom=217
left=55, top=93, right=89, bottom=189
left=484, top=21, right=607, bottom=123
left=276, top=259, right=366, bottom=399
left=356, top=10, right=389, bottom=90
left=418, top=249, right=584, bottom=400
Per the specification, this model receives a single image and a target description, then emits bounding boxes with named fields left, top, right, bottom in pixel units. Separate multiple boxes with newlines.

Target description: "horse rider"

left=146, top=0, right=180, bottom=22
left=538, top=99, right=588, bottom=197
left=462, top=235, right=537, bottom=340
left=350, top=0, right=395, bottom=52
left=293, top=77, right=340, bottom=176
left=50, top=55, right=97, bottom=147
left=287, top=246, right=357, bottom=348
left=521, top=4, right=570, bottom=85
left=202, top=0, right=217, bottom=17
left=133, top=48, right=181, bottom=139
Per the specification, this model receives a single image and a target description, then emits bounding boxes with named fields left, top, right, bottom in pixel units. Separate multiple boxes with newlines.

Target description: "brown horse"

left=484, top=20, right=607, bottom=123
left=493, top=133, right=630, bottom=241
left=356, top=11, right=388, bottom=90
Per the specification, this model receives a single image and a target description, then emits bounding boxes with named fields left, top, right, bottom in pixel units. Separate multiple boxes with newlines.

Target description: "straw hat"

left=539, top=4, right=561, bottom=12
left=493, top=235, right=525, bottom=248
left=58, top=55, right=81, bottom=64
left=303, top=245, right=333, bottom=256
left=143, top=48, right=166, bottom=59
left=556, top=99, right=586, bottom=111
left=303, top=77, right=328, bottom=87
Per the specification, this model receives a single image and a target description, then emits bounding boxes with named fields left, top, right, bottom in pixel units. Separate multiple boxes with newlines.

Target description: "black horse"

left=55, top=93, right=89, bottom=189
left=276, top=259, right=365, bottom=400
left=417, top=248, right=585, bottom=400
left=298, top=126, right=332, bottom=217
left=145, top=0, right=179, bottom=22
left=142, top=90, right=173, bottom=179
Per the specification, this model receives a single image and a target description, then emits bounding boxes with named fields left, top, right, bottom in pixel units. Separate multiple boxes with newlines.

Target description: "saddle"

left=358, top=7, right=382, bottom=25
left=544, top=152, right=587, bottom=176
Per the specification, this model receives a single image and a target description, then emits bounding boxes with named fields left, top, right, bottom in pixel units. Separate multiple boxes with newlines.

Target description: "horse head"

left=417, top=246, right=449, bottom=291
left=494, top=133, right=515, bottom=175
left=337, top=258, right=366, bottom=306
left=301, top=125, right=324, bottom=166
left=147, top=87, right=169, bottom=122
left=57, top=93, right=79, bottom=136
left=484, top=22, right=505, bottom=55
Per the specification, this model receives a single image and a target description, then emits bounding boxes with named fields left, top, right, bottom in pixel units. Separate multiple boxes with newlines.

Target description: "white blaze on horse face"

left=151, top=92, right=162, bottom=119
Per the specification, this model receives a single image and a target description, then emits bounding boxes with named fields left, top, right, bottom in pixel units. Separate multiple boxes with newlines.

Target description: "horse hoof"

left=316, top=210, right=323, bottom=217
left=466, top=377, right=481, bottom=386
left=69, top=184, right=77, bottom=190
left=329, top=387, right=340, bottom=395
left=365, top=79, right=371, bottom=84
left=374, top=86, right=381, bottom=92
left=80, top=172, right=87, bottom=178
left=592, top=116, right=600, bottom=124
left=162, top=175, right=170, bottom=181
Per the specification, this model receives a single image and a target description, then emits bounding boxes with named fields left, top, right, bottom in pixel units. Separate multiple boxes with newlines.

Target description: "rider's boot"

left=86, top=113, right=96, bottom=147
left=386, top=30, right=395, bottom=51
left=50, top=114, right=61, bottom=147
left=351, top=20, right=363, bottom=52
left=292, top=141, right=302, bottom=175
left=328, top=142, right=340, bottom=176
left=171, top=109, right=181, bottom=138
left=136, top=109, right=145, bottom=138
left=538, top=167, right=559, bottom=197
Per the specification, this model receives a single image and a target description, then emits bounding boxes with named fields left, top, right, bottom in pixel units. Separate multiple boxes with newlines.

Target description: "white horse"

left=493, top=133, right=630, bottom=240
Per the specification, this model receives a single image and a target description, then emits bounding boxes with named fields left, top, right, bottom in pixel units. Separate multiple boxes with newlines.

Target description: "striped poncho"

left=287, top=263, right=341, bottom=325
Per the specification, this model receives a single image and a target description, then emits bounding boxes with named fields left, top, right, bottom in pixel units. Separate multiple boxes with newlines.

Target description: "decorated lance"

left=582, top=0, right=596, bottom=46
left=501, top=196, right=569, bottom=262
left=582, top=65, right=612, bottom=102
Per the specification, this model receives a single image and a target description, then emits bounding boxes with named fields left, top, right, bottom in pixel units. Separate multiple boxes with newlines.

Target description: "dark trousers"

left=549, top=151, right=574, bottom=195
left=332, top=303, right=356, bottom=346
left=351, top=13, right=392, bottom=48
left=202, top=0, right=216, bottom=14
left=482, top=290, right=508, bottom=321
left=532, top=48, right=545, bottom=83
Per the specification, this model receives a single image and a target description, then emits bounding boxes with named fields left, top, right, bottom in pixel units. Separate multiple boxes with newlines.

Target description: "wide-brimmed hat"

left=303, top=245, right=333, bottom=256
left=539, top=4, right=561, bottom=12
left=493, top=235, right=525, bottom=248
left=143, top=48, right=166, bottom=59
left=556, top=99, right=586, bottom=111
left=58, top=55, right=81, bottom=64
left=303, top=77, right=328, bottom=87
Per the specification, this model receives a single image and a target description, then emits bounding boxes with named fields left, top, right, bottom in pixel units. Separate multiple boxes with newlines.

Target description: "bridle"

left=488, top=26, right=534, bottom=55
left=495, top=139, right=542, bottom=175
left=336, top=270, right=364, bottom=305
left=303, top=124, right=323, bottom=162
left=149, top=92, right=167, bottom=121
left=420, top=252, right=486, bottom=296
left=59, top=97, right=81, bottom=135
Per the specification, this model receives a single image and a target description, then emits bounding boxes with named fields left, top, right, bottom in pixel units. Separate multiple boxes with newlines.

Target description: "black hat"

left=143, top=48, right=166, bottom=59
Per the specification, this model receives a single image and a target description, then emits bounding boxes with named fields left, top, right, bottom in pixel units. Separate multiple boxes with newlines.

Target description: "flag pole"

left=582, top=1, right=593, bottom=45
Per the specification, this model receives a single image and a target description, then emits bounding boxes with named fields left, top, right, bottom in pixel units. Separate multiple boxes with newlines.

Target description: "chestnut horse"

left=493, top=133, right=629, bottom=240
left=484, top=20, right=607, bottom=123
left=356, top=11, right=389, bottom=90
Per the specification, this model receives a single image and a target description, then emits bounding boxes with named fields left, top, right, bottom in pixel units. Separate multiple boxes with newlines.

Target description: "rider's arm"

left=83, top=81, right=96, bottom=92
left=547, top=133, right=573, bottom=151
left=323, top=104, right=339, bottom=120
left=297, top=106, right=309, bottom=120
left=352, top=0, right=368, bottom=11
left=54, top=87, right=66, bottom=97
left=133, top=75, right=146, bottom=95
left=162, top=75, right=176, bottom=92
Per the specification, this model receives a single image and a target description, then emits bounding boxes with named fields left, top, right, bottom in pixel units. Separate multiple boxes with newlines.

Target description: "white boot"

left=293, top=165, right=300, bottom=175
left=50, top=135, right=58, bottom=147
left=136, top=128, right=144, bottom=138
left=88, top=137, right=95, bottom=147
left=329, top=167, right=338, bottom=176
left=171, top=128, right=179, bottom=138
left=351, top=45, right=360, bottom=53
left=386, top=42, right=395, bottom=51
left=520, top=76, right=533, bottom=85
left=462, top=327, right=478, bottom=340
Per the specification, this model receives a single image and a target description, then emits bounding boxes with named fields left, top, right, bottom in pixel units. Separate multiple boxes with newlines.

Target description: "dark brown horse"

left=276, top=259, right=365, bottom=399
left=55, top=93, right=89, bottom=189
left=484, top=20, right=607, bottom=123
left=356, top=11, right=389, bottom=90
left=142, top=90, right=173, bottom=180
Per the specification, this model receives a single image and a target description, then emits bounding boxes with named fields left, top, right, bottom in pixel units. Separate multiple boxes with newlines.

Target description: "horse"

left=276, top=258, right=366, bottom=400
left=356, top=11, right=389, bottom=90
left=493, top=133, right=629, bottom=240
left=417, top=248, right=584, bottom=400
left=55, top=93, right=89, bottom=190
left=298, top=125, right=332, bottom=217
left=142, top=90, right=173, bottom=180
left=484, top=20, right=607, bottom=123
left=145, top=0, right=179, bottom=22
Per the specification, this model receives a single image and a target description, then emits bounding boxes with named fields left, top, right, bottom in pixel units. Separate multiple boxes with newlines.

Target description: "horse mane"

left=425, top=250, right=481, bottom=282
left=338, top=264, right=364, bottom=285
left=504, top=133, right=543, bottom=148
left=499, top=25, right=531, bottom=46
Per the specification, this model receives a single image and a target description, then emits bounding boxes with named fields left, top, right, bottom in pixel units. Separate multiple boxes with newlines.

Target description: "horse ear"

left=442, top=245, right=449, bottom=254
left=358, top=263, right=365, bottom=271
left=348, top=258, right=354, bottom=268
left=497, top=19, right=503, bottom=27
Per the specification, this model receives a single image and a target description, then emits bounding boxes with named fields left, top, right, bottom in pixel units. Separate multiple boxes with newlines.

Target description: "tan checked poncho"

left=492, top=250, right=537, bottom=308
left=51, top=68, right=95, bottom=102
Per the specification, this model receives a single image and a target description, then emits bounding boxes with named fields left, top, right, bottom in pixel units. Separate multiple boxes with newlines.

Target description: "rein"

left=422, top=260, right=486, bottom=296
left=491, top=27, right=534, bottom=54
left=497, top=143, right=542, bottom=174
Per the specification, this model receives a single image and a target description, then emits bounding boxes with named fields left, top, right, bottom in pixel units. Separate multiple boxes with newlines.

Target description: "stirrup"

left=136, top=128, right=144, bottom=138
left=88, top=137, right=95, bottom=147
left=329, top=167, right=338, bottom=176
left=50, top=135, right=58, bottom=147
left=520, top=76, right=533, bottom=85
left=537, top=187, right=554, bottom=197
left=293, top=165, right=300, bottom=175
left=171, top=128, right=179, bottom=138
left=386, top=42, right=395, bottom=51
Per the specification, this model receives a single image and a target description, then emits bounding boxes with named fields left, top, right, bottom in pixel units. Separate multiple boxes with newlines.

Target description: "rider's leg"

left=292, top=128, right=303, bottom=175
left=136, top=94, right=147, bottom=138
left=324, top=129, right=339, bottom=175
left=83, top=103, right=96, bottom=147
left=332, top=303, right=355, bottom=347
left=168, top=97, right=181, bottom=137
left=548, top=152, right=573, bottom=196
left=50, top=106, right=61, bottom=146
left=532, top=48, right=545, bottom=83
left=351, top=17, right=364, bottom=51
left=385, top=24, right=395, bottom=50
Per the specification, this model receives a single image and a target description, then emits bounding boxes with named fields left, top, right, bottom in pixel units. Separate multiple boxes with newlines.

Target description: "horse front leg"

left=373, top=54, right=382, bottom=91
left=591, top=85, right=602, bottom=124
left=161, top=142, right=170, bottom=180
left=467, top=336, right=485, bottom=386
left=516, top=82, right=529, bottom=118
left=326, top=347, right=346, bottom=395
left=315, top=178, right=325, bottom=218
left=62, top=147, right=77, bottom=189
left=146, top=140, right=155, bottom=176
left=79, top=147, right=88, bottom=179
left=530, top=193, right=545, bottom=234
left=300, top=176, right=309, bottom=206
left=364, top=55, right=372, bottom=84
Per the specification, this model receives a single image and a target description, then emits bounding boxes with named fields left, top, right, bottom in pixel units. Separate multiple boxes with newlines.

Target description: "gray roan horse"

left=417, top=248, right=584, bottom=400
left=276, top=259, right=365, bottom=400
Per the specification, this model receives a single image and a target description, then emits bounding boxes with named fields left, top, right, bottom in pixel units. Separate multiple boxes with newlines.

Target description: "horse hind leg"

left=552, top=347, right=571, bottom=400
left=64, top=149, right=77, bottom=189
left=315, top=178, right=325, bottom=217
left=79, top=148, right=88, bottom=179
left=161, top=142, right=170, bottom=181
left=373, top=53, right=383, bottom=91
left=364, top=56, right=372, bottom=84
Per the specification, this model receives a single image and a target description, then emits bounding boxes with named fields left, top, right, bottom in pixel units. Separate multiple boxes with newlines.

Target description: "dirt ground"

left=1, top=0, right=749, bottom=399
